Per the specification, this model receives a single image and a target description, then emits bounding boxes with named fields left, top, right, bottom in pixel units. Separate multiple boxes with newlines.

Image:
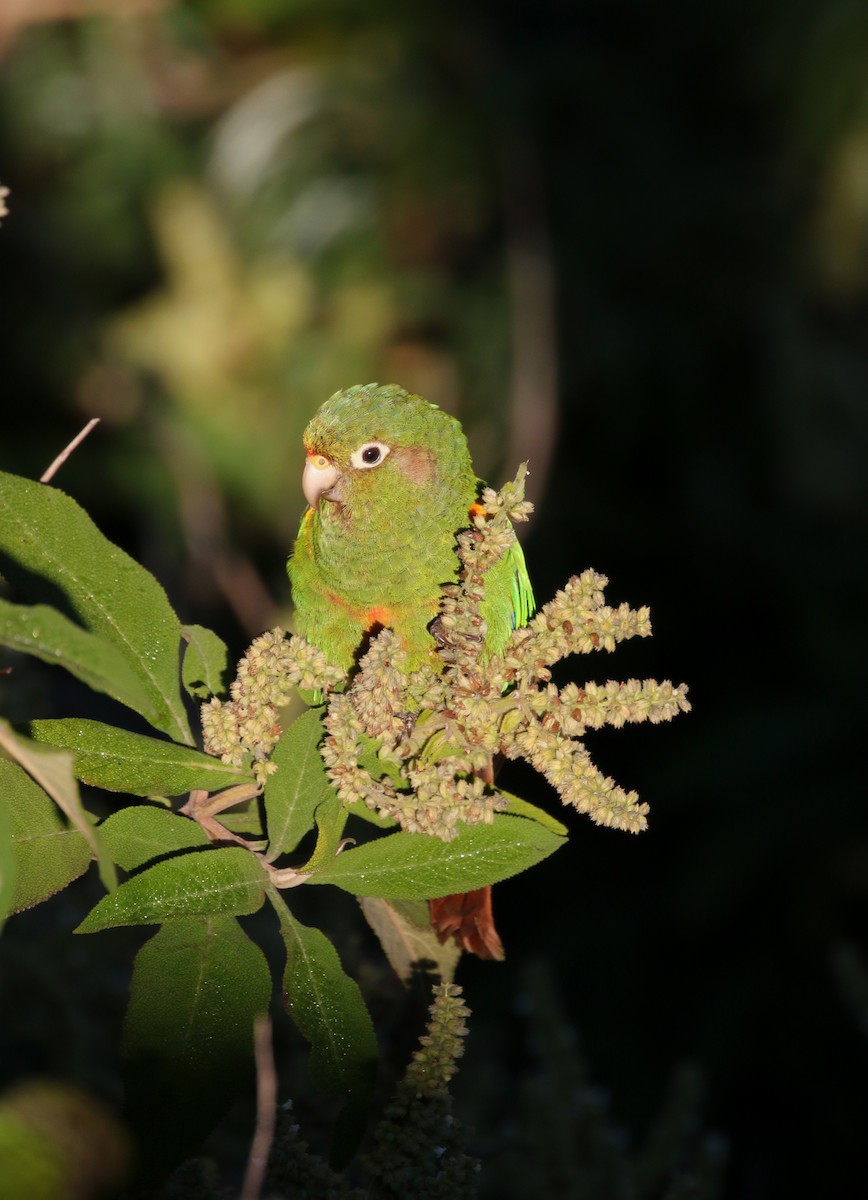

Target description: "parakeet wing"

left=507, top=539, right=535, bottom=632
left=478, top=532, right=535, bottom=655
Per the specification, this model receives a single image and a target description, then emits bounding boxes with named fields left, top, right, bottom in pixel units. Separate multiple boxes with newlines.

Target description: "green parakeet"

left=288, top=382, right=534, bottom=958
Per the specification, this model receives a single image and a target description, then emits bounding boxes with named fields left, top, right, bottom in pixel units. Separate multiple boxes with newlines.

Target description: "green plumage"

left=289, top=383, right=533, bottom=670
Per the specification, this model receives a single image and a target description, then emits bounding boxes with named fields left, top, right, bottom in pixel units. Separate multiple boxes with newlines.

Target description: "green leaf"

left=298, top=793, right=347, bottom=872
left=122, top=916, right=271, bottom=1178
left=358, top=897, right=461, bottom=984
left=346, top=737, right=400, bottom=830
left=0, top=782, right=18, bottom=925
left=346, top=804, right=399, bottom=832
left=75, top=846, right=267, bottom=931
left=181, top=624, right=230, bottom=701
left=29, top=718, right=252, bottom=796
left=98, top=805, right=210, bottom=872
left=0, top=470, right=191, bottom=744
left=269, top=890, right=377, bottom=1164
left=0, top=597, right=158, bottom=720
left=307, top=812, right=566, bottom=899
left=0, top=1080, right=130, bottom=1198
left=358, top=733, right=407, bottom=785
left=0, top=758, right=91, bottom=913
left=264, top=709, right=336, bottom=861
left=0, top=719, right=114, bottom=892
left=500, top=788, right=569, bottom=836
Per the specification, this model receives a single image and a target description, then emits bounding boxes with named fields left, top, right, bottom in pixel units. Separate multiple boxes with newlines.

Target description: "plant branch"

left=240, top=1015, right=277, bottom=1200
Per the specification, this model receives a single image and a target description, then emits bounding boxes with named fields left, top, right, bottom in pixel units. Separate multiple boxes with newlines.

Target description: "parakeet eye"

left=350, top=441, right=390, bottom=469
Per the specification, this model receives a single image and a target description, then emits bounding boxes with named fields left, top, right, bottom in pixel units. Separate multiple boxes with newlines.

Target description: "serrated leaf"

left=29, top=718, right=252, bottom=795
left=358, top=896, right=461, bottom=984
left=358, top=733, right=407, bottom=786
left=264, top=710, right=336, bottom=861
left=0, top=780, right=18, bottom=925
left=75, top=846, right=267, bottom=931
left=99, top=805, right=210, bottom=872
left=307, top=812, right=566, bottom=899
left=348, top=738, right=401, bottom=831
left=0, top=758, right=91, bottom=913
left=346, top=805, right=399, bottom=832
left=0, top=597, right=158, bottom=720
left=298, top=793, right=347, bottom=872
left=500, top=788, right=569, bottom=836
left=181, top=625, right=230, bottom=701
left=0, top=719, right=114, bottom=892
left=0, top=470, right=191, bottom=743
left=269, top=890, right=377, bottom=1164
left=123, top=916, right=271, bottom=1178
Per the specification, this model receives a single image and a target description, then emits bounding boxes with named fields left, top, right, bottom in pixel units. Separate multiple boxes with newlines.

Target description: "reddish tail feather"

left=429, top=885, right=504, bottom=961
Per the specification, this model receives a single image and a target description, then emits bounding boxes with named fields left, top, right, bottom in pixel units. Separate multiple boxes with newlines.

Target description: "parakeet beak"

left=303, top=453, right=341, bottom=507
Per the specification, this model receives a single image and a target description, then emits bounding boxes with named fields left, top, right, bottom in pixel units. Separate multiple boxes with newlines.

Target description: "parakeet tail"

left=429, top=887, right=504, bottom=961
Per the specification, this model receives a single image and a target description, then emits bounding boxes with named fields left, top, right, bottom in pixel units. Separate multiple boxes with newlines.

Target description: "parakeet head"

left=301, top=383, right=474, bottom=514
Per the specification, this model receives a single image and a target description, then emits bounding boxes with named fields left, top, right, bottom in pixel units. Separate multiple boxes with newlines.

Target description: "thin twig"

left=502, top=135, right=558, bottom=511
left=157, top=421, right=281, bottom=635
left=240, top=1014, right=278, bottom=1200
left=41, top=418, right=101, bottom=483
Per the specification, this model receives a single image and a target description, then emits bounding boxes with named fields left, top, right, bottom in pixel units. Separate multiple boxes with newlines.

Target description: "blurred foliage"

left=2, top=1, right=868, bottom=1197
left=0, top=0, right=542, bottom=640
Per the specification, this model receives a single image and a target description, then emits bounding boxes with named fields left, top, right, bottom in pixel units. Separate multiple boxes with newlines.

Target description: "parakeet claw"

left=397, top=711, right=416, bottom=736
left=429, top=616, right=448, bottom=645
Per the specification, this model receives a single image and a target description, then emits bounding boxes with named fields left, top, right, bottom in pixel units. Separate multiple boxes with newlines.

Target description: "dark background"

left=1, top=2, right=867, bottom=1197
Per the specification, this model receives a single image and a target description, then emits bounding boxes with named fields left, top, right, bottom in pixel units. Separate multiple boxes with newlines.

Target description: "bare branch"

left=501, top=130, right=558, bottom=511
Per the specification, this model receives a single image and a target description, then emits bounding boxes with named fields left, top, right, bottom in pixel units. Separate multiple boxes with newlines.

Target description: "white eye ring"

left=350, top=441, right=390, bottom=470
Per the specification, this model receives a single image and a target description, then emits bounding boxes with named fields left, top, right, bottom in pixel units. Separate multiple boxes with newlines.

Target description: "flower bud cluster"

left=319, top=467, right=690, bottom=838
left=405, top=982, right=471, bottom=1096
left=364, top=983, right=479, bottom=1198
left=199, top=470, right=690, bottom=833
left=201, top=629, right=345, bottom=786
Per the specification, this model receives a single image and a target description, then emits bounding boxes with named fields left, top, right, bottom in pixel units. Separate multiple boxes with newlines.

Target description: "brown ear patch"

left=391, top=446, right=435, bottom=484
